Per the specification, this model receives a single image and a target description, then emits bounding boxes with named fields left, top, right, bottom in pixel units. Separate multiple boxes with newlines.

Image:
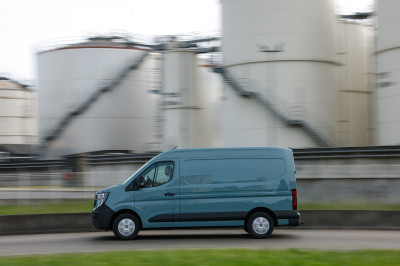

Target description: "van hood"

left=97, top=184, right=120, bottom=194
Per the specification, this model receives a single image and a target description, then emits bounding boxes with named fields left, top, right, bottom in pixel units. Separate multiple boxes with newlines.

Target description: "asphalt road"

left=0, top=229, right=399, bottom=256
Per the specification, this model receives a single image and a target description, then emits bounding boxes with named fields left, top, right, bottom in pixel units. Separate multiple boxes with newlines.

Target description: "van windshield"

left=121, top=160, right=152, bottom=185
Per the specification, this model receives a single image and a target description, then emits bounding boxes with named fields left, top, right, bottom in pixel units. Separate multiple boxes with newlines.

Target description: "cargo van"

left=92, top=147, right=300, bottom=240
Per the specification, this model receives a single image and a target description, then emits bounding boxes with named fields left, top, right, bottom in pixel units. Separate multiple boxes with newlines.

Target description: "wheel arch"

left=109, top=209, right=143, bottom=230
left=244, top=207, right=277, bottom=229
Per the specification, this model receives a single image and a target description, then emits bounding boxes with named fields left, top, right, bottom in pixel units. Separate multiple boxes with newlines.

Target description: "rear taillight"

left=292, top=189, right=297, bottom=210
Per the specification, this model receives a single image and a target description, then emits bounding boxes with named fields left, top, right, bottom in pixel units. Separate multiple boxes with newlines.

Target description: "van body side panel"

left=178, top=151, right=294, bottom=227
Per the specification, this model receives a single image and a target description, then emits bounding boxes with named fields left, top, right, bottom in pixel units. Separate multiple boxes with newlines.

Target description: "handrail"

left=213, top=66, right=331, bottom=147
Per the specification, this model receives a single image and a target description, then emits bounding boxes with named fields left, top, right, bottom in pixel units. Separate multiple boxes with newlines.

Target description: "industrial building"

left=3, top=0, right=399, bottom=159
left=375, top=0, right=400, bottom=145
left=1, top=1, right=400, bottom=208
left=220, top=0, right=371, bottom=148
left=0, top=77, right=37, bottom=159
left=36, top=37, right=159, bottom=158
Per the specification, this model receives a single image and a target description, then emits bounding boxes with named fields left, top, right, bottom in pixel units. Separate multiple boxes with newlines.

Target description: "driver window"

left=141, top=164, right=156, bottom=188
left=138, top=161, right=174, bottom=188
left=153, top=162, right=174, bottom=187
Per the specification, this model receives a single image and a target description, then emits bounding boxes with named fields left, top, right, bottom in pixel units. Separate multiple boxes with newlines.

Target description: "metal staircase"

left=213, top=66, right=331, bottom=147
left=35, top=52, right=149, bottom=157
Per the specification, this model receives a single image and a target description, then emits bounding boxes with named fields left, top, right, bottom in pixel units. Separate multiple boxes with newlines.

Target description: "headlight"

left=94, top=192, right=109, bottom=210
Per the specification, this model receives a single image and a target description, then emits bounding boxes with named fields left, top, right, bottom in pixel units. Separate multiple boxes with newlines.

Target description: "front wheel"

left=246, top=212, right=274, bottom=239
left=112, top=213, right=140, bottom=240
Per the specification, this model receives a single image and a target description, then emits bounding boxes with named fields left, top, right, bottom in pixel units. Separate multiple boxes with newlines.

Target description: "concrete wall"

left=297, top=178, right=400, bottom=204
left=0, top=213, right=95, bottom=235
left=295, top=157, right=400, bottom=204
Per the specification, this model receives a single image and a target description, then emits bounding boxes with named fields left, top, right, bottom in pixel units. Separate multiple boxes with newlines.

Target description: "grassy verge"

left=0, top=249, right=399, bottom=265
left=0, top=201, right=398, bottom=216
left=0, top=200, right=93, bottom=215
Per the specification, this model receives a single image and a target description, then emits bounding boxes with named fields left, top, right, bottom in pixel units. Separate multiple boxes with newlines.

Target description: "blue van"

left=92, top=147, right=300, bottom=239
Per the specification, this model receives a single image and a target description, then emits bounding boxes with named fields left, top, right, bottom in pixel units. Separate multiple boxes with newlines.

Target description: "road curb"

left=0, top=210, right=399, bottom=236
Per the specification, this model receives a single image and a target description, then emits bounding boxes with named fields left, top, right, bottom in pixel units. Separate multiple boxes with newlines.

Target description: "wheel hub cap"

left=118, top=218, right=135, bottom=236
left=252, top=217, right=269, bottom=234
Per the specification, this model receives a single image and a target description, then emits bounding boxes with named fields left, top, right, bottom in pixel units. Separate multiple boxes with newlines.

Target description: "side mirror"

left=138, top=176, right=144, bottom=187
left=134, top=175, right=145, bottom=190
left=125, top=176, right=144, bottom=192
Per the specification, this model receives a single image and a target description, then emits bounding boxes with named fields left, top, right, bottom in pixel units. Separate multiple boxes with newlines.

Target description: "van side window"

left=139, top=162, right=174, bottom=188
left=182, top=158, right=285, bottom=185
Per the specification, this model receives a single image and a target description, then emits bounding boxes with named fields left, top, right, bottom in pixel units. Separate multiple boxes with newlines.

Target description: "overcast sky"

left=0, top=0, right=373, bottom=83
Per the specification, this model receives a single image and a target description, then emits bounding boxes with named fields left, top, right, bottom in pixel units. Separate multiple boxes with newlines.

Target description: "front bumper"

left=92, top=204, right=115, bottom=230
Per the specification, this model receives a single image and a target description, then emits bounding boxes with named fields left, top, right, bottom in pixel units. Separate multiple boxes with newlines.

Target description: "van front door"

left=134, top=161, right=179, bottom=228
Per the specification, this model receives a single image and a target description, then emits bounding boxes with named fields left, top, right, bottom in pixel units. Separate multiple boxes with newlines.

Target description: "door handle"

left=164, top=192, right=175, bottom=197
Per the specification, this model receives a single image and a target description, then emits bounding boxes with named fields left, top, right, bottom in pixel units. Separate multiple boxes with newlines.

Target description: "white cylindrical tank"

left=376, top=0, right=400, bottom=145
left=161, top=42, right=222, bottom=150
left=336, top=21, right=373, bottom=146
left=162, top=48, right=199, bottom=149
left=37, top=38, right=158, bottom=158
left=196, top=59, right=223, bottom=148
left=221, top=0, right=338, bottom=147
left=0, top=78, right=37, bottom=145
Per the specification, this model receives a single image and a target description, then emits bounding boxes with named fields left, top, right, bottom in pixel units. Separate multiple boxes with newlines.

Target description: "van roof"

left=156, top=147, right=291, bottom=159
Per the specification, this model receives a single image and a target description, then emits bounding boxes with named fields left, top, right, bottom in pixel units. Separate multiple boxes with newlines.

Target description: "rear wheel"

left=112, top=213, right=140, bottom=240
left=246, top=212, right=274, bottom=238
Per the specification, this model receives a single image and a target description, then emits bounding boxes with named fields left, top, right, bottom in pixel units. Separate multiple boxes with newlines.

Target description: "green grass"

left=0, top=200, right=398, bottom=216
left=0, top=200, right=93, bottom=215
left=0, top=249, right=399, bottom=265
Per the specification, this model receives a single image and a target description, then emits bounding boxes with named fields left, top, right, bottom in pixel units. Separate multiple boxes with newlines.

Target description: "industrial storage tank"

left=220, top=0, right=339, bottom=148
left=37, top=37, right=158, bottom=158
left=161, top=40, right=222, bottom=150
left=0, top=77, right=37, bottom=145
left=162, top=46, right=199, bottom=149
left=336, top=21, right=373, bottom=146
left=376, top=0, right=400, bottom=145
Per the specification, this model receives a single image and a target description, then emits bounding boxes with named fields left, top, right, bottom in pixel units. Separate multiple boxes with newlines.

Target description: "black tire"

left=112, top=213, right=140, bottom=240
left=246, top=212, right=274, bottom=239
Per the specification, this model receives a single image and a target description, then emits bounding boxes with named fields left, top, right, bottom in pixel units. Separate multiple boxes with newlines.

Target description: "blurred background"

left=0, top=0, right=399, bottom=210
